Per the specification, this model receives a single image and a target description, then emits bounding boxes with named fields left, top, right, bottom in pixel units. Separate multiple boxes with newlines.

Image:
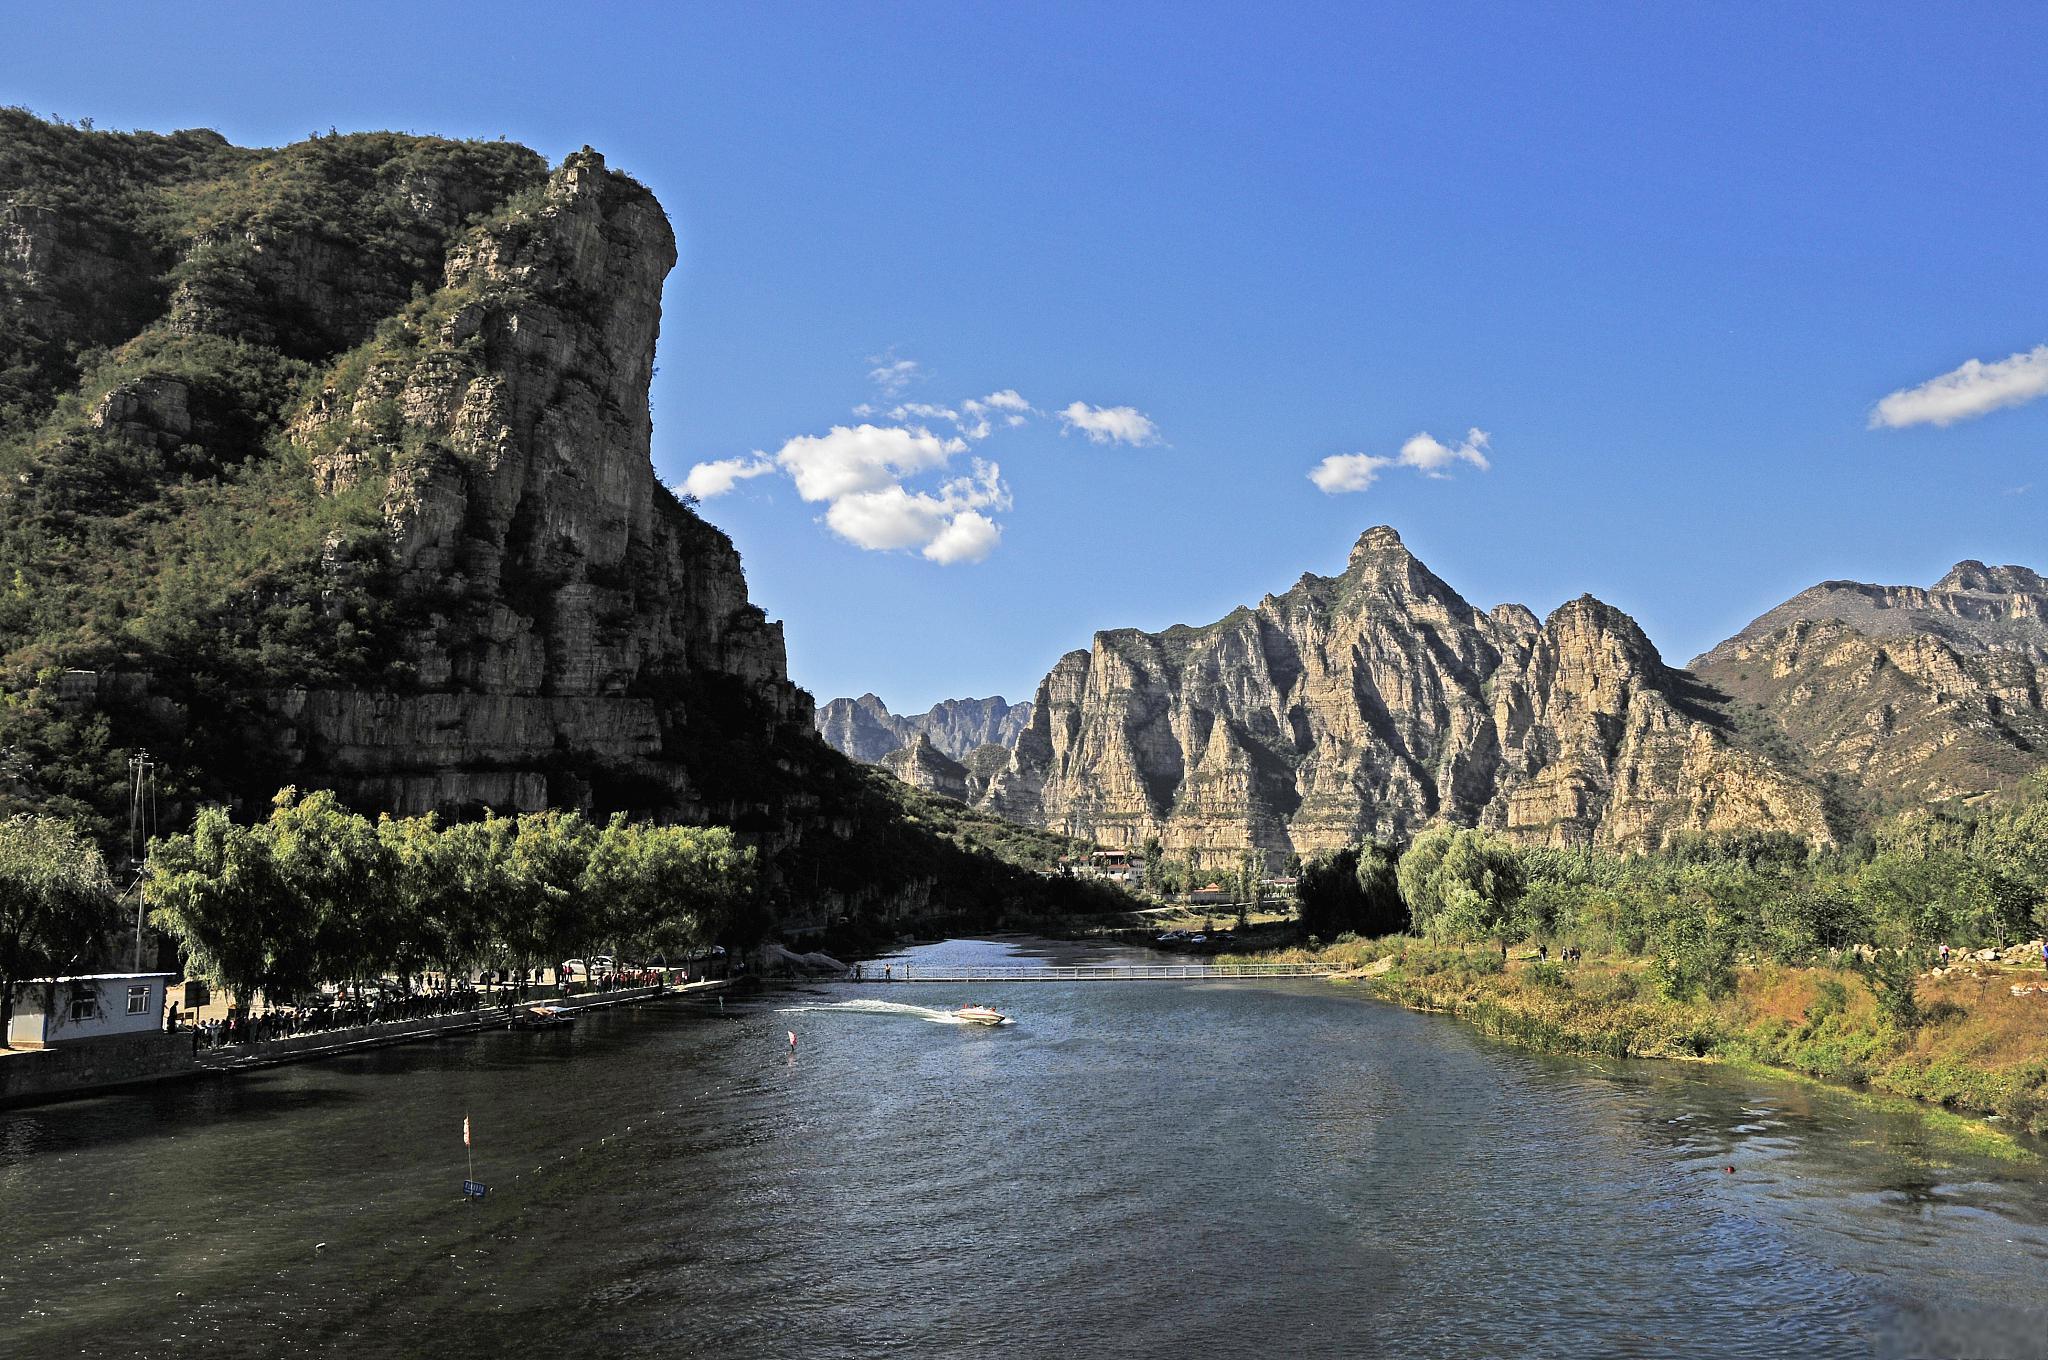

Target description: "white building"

left=5, top=973, right=173, bottom=1048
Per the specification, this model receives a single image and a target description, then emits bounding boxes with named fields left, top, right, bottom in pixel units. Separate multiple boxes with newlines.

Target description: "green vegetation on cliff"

left=1, top=111, right=550, bottom=833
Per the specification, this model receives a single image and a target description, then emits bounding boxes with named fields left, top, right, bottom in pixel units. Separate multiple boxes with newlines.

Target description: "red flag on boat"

left=462, top=1115, right=471, bottom=1148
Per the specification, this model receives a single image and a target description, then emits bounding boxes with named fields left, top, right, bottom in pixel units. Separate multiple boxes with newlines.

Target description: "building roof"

left=12, top=973, right=174, bottom=984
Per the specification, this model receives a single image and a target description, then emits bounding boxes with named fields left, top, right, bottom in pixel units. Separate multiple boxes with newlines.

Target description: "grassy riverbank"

left=1249, top=936, right=2048, bottom=1144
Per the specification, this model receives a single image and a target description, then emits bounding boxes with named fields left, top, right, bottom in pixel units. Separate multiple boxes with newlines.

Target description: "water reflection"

left=0, top=936, right=2043, bottom=1360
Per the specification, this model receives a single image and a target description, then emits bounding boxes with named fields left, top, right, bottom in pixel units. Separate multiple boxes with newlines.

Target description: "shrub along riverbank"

left=1253, top=933, right=2048, bottom=1141
left=1241, top=773, right=2048, bottom=1143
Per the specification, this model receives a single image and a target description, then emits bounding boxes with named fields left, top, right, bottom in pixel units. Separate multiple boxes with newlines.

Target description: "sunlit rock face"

left=0, top=118, right=813, bottom=826
left=1690, top=561, right=2048, bottom=812
left=879, top=733, right=972, bottom=803
left=278, top=150, right=812, bottom=819
left=980, top=528, right=1830, bottom=868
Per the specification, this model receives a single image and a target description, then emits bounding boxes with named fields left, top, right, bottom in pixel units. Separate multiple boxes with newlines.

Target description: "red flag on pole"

left=463, top=1115, right=471, bottom=1147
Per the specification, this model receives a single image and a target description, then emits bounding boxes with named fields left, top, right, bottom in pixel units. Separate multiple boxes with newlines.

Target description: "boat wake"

left=779, top=999, right=1012, bottom=1026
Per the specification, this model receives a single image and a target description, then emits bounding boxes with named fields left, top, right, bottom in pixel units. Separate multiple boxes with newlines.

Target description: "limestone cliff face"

left=879, top=733, right=971, bottom=803
left=0, top=118, right=812, bottom=828
left=980, top=528, right=1827, bottom=865
left=1690, top=561, right=2048, bottom=808
left=815, top=692, right=1032, bottom=764
left=275, top=151, right=809, bottom=818
left=815, top=694, right=908, bottom=763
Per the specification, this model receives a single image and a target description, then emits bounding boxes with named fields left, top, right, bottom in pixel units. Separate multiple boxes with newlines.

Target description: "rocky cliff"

left=1689, top=560, right=2048, bottom=811
left=979, top=527, right=1829, bottom=866
left=815, top=692, right=1032, bottom=763
left=0, top=115, right=814, bottom=832
left=878, top=733, right=972, bottom=803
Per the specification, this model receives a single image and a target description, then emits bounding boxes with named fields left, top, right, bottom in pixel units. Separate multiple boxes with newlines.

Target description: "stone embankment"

left=0, top=981, right=727, bottom=1108
left=0, top=1031, right=196, bottom=1107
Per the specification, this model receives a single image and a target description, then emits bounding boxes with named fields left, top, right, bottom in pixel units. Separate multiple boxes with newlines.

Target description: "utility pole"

left=128, top=750, right=155, bottom=972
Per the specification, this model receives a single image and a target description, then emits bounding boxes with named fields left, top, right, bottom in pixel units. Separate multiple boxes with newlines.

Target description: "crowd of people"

left=172, top=964, right=709, bottom=1049
left=178, top=987, right=488, bottom=1049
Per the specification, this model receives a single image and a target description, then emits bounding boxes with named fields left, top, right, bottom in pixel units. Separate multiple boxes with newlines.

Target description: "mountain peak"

left=1348, top=525, right=1407, bottom=567
left=1935, top=560, right=2047, bottom=595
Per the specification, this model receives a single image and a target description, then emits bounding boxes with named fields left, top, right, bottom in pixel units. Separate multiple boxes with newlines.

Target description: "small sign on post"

left=463, top=1179, right=489, bottom=1199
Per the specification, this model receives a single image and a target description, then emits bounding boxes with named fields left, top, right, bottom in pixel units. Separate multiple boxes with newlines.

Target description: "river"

left=3, top=935, right=2045, bottom=1358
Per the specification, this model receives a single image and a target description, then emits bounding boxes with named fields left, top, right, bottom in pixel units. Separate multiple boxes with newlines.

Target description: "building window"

left=127, top=985, right=149, bottom=1015
left=70, top=994, right=98, bottom=1021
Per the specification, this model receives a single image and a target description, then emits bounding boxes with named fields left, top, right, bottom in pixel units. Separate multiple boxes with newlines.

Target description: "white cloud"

left=1870, top=344, right=2048, bottom=429
left=706, top=364, right=1156, bottom=566
left=867, top=356, right=922, bottom=397
left=1308, top=453, right=1394, bottom=494
left=676, top=455, right=775, bottom=500
left=821, top=457, right=1010, bottom=562
left=824, top=484, right=953, bottom=551
left=1396, top=428, right=1491, bottom=476
left=1058, top=401, right=1160, bottom=445
left=957, top=391, right=1034, bottom=442
left=773, top=423, right=965, bottom=503
left=924, top=510, right=1002, bottom=564
left=1309, top=427, right=1493, bottom=495
left=889, top=402, right=960, bottom=424
left=966, top=389, right=1031, bottom=415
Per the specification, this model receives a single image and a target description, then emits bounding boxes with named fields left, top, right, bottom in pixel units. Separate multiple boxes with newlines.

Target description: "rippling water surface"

left=3, top=935, right=2045, bottom=1358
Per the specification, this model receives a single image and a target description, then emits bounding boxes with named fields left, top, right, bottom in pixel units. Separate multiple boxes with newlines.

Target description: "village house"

left=4, top=974, right=173, bottom=1049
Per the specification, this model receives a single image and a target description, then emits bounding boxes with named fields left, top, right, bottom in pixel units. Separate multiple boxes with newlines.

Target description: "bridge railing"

left=845, top=963, right=1336, bottom=982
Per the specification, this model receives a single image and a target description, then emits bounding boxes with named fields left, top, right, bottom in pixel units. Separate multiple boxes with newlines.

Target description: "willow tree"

left=265, top=788, right=395, bottom=996
left=1398, top=827, right=1526, bottom=943
left=147, top=806, right=295, bottom=1013
left=0, top=815, right=118, bottom=1045
left=507, top=811, right=600, bottom=973
left=582, top=819, right=754, bottom=961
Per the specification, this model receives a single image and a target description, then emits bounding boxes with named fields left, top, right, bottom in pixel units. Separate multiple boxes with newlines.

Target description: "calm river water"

left=3, top=935, right=2046, bottom=1358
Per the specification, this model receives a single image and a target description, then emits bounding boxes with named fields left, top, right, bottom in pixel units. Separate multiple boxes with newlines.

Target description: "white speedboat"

left=951, top=1004, right=1007, bottom=1026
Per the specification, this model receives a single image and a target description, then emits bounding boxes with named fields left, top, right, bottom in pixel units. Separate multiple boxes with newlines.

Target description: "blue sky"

left=8, top=3, right=2045, bottom=710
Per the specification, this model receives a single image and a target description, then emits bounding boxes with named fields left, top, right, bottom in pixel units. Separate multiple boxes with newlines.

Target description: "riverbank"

left=1245, top=937, right=2048, bottom=1144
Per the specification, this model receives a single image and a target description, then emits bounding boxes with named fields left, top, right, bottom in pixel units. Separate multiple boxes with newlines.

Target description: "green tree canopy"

left=0, top=814, right=119, bottom=1041
left=1398, top=827, right=1526, bottom=942
left=147, top=804, right=293, bottom=1008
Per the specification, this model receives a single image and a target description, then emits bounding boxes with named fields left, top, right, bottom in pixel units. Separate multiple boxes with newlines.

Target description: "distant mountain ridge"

left=1690, top=558, right=2048, bottom=811
left=970, top=526, right=1830, bottom=867
left=826, top=537, right=2047, bottom=856
left=815, top=693, right=1032, bottom=764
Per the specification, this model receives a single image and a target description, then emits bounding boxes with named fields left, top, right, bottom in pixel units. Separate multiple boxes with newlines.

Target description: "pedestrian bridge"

left=848, top=962, right=1338, bottom=983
